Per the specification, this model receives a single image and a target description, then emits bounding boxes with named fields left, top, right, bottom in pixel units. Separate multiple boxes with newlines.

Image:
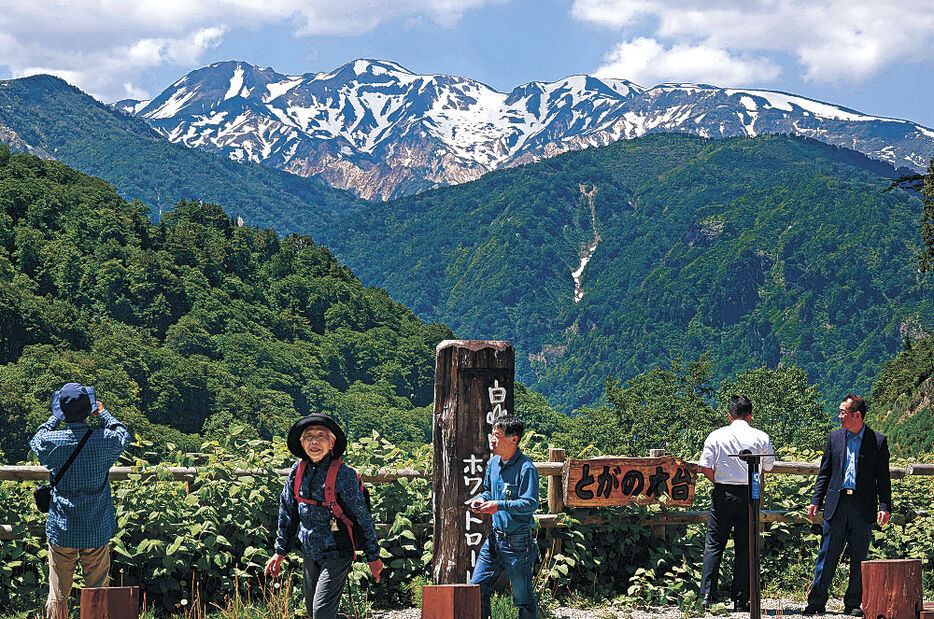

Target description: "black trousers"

left=701, top=483, right=750, bottom=603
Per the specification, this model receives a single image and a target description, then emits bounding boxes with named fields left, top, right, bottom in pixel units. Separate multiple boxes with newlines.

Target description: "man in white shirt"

left=697, top=395, right=775, bottom=611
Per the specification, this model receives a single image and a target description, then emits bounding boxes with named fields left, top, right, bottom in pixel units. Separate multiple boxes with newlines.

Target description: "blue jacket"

left=274, top=455, right=380, bottom=562
left=30, top=412, right=131, bottom=549
left=482, top=449, right=539, bottom=533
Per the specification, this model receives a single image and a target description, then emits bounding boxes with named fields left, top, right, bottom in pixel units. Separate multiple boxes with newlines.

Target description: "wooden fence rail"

left=0, top=459, right=927, bottom=483
left=2, top=457, right=931, bottom=540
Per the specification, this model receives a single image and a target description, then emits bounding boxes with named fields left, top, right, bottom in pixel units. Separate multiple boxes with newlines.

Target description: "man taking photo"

left=30, top=383, right=131, bottom=619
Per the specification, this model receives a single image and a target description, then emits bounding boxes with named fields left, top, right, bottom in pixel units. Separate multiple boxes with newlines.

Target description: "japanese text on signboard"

left=563, top=456, right=696, bottom=508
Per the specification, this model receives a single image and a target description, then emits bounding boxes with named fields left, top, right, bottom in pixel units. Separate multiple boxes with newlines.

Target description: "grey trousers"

left=303, top=555, right=352, bottom=619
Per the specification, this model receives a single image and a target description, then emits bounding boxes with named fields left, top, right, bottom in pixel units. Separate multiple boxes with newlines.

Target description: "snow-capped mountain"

left=115, top=59, right=934, bottom=200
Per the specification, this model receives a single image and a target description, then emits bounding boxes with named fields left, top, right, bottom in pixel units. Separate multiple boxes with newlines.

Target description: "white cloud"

left=0, top=0, right=503, bottom=101
left=595, top=37, right=781, bottom=86
left=573, top=0, right=934, bottom=87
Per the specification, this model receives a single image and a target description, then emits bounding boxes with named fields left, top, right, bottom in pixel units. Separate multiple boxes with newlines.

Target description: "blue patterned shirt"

left=30, top=412, right=131, bottom=549
left=843, top=425, right=865, bottom=491
left=274, top=455, right=380, bottom=562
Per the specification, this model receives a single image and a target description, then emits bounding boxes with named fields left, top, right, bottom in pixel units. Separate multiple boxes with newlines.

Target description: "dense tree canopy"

left=0, top=145, right=452, bottom=461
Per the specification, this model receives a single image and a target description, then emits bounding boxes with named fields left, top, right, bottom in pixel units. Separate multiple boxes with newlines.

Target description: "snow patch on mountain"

left=118, top=59, right=934, bottom=200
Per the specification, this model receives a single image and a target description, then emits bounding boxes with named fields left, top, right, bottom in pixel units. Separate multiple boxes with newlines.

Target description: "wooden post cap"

left=421, top=584, right=481, bottom=619
left=80, top=586, right=139, bottom=619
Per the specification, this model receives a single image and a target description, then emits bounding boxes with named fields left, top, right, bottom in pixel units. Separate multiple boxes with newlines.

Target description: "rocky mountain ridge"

left=115, top=59, right=934, bottom=200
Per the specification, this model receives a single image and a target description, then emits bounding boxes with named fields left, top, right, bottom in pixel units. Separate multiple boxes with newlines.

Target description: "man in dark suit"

left=802, top=395, right=892, bottom=617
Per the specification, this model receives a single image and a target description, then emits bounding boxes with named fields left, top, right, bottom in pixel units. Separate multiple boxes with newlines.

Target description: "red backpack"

left=293, top=457, right=371, bottom=556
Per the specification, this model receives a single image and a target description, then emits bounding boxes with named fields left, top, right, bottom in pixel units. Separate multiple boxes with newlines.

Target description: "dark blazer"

left=810, top=424, right=892, bottom=522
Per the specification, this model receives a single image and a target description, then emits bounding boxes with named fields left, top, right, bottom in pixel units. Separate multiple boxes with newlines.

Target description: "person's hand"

left=92, top=402, right=104, bottom=417
left=807, top=504, right=820, bottom=520
left=265, top=553, right=286, bottom=578
left=369, top=558, right=383, bottom=583
left=475, top=500, right=498, bottom=515
left=877, top=510, right=891, bottom=527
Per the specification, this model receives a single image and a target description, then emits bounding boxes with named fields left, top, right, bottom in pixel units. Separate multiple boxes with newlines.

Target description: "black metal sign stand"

left=730, top=451, right=774, bottom=619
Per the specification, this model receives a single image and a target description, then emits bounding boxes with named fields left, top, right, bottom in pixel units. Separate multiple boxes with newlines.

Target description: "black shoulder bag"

left=34, top=428, right=93, bottom=513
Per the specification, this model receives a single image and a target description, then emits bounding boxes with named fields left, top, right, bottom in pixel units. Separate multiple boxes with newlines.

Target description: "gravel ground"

left=370, top=598, right=852, bottom=618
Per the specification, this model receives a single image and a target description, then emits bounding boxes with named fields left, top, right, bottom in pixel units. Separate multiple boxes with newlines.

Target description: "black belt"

left=842, top=488, right=855, bottom=495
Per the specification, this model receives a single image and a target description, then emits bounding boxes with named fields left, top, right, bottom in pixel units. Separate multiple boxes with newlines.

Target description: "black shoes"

left=844, top=607, right=864, bottom=617
left=734, top=599, right=750, bottom=612
left=801, top=604, right=825, bottom=616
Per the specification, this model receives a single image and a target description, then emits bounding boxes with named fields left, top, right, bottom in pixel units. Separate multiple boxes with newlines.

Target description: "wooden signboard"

left=563, top=456, right=696, bottom=508
left=432, top=340, right=514, bottom=584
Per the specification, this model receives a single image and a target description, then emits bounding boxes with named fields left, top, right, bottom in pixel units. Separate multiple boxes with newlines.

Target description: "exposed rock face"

left=115, top=60, right=934, bottom=200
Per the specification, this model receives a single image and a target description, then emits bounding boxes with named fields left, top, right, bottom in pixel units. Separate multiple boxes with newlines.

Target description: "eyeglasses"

left=301, top=432, right=332, bottom=444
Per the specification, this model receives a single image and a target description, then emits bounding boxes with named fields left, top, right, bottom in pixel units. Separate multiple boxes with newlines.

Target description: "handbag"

left=34, top=428, right=93, bottom=513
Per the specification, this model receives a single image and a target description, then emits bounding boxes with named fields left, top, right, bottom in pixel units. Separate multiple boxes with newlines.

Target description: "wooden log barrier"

left=920, top=601, right=934, bottom=619
left=80, top=586, right=139, bottom=619
left=421, top=584, right=481, bottom=619
left=861, top=559, right=922, bottom=619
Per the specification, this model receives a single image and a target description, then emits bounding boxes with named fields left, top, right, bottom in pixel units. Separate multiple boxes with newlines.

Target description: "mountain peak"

left=112, top=58, right=934, bottom=200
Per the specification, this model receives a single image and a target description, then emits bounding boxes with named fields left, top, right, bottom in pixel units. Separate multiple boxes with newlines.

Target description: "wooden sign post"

left=432, top=340, right=514, bottom=585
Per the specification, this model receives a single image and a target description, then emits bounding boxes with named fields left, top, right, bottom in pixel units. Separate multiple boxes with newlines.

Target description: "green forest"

left=0, top=75, right=362, bottom=236
left=2, top=141, right=934, bottom=617
left=321, top=133, right=934, bottom=413
left=0, top=143, right=452, bottom=463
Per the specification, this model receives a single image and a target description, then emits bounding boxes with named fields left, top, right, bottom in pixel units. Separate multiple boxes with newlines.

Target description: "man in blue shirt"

left=803, top=395, right=892, bottom=617
left=469, top=416, right=539, bottom=619
left=30, top=383, right=131, bottom=619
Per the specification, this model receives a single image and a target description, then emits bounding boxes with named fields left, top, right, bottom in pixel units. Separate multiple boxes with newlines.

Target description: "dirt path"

left=371, top=597, right=849, bottom=618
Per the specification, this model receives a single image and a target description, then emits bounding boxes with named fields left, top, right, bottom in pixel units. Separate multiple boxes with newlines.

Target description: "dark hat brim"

left=287, top=414, right=347, bottom=460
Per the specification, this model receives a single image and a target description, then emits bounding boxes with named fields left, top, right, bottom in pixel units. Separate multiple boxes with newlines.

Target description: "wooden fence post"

left=432, top=340, right=514, bottom=585
left=546, top=448, right=566, bottom=552
left=547, top=448, right=566, bottom=515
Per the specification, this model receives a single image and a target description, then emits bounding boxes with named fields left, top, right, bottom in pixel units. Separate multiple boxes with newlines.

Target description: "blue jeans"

left=303, top=555, right=352, bottom=619
left=807, top=496, right=873, bottom=610
left=470, top=529, right=537, bottom=619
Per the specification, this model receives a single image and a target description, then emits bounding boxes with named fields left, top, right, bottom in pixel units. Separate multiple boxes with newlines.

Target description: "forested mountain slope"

left=0, top=145, right=451, bottom=462
left=321, top=134, right=934, bottom=412
left=0, top=75, right=362, bottom=236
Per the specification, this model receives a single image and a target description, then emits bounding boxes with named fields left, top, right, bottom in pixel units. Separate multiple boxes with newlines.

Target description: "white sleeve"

left=760, top=434, right=775, bottom=472
left=698, top=434, right=717, bottom=470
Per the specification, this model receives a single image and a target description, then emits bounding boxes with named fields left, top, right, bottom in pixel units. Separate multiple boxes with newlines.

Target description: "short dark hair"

left=728, top=395, right=752, bottom=419
left=493, top=416, right=524, bottom=440
left=843, top=395, right=866, bottom=418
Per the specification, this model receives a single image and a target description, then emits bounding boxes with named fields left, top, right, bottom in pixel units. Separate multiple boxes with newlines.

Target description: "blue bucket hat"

left=52, top=383, right=97, bottom=422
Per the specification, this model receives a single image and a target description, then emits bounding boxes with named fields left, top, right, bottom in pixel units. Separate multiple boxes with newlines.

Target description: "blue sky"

left=2, top=0, right=933, bottom=127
